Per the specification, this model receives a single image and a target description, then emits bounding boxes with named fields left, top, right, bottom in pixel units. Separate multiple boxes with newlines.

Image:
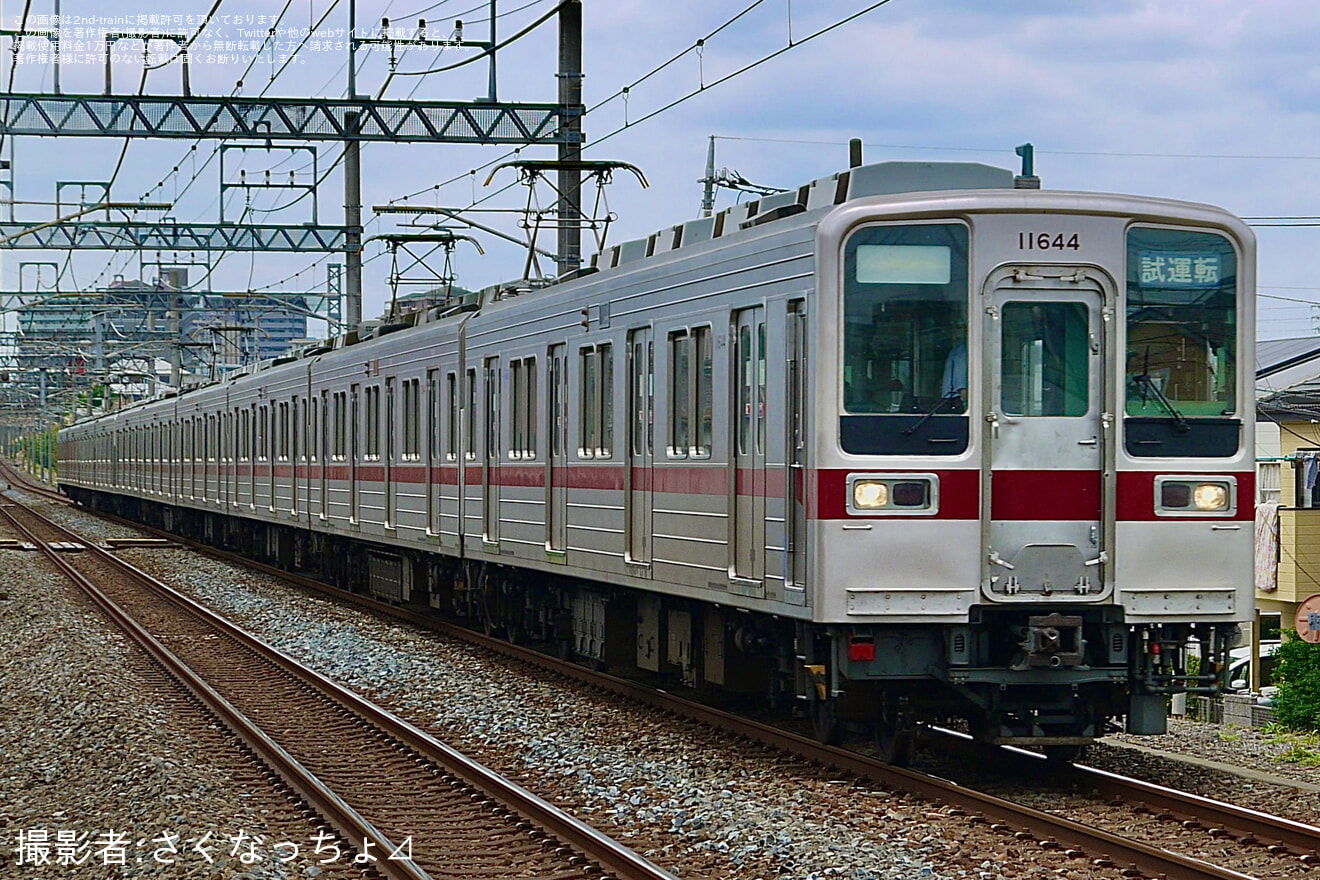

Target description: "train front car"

left=811, top=185, right=1254, bottom=760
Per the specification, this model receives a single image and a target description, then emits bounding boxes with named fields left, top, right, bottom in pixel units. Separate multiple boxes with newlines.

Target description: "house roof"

left=1257, top=337, right=1320, bottom=409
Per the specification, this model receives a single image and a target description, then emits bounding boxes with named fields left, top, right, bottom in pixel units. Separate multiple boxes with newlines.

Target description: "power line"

left=586, top=1, right=897, bottom=151
left=391, top=0, right=568, bottom=76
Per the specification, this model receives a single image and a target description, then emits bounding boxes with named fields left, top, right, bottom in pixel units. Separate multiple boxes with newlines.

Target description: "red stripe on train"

left=1116, top=471, right=1254, bottom=521
left=991, top=470, right=1100, bottom=521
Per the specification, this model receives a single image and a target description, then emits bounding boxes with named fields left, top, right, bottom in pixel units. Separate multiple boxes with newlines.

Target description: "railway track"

left=1, top=460, right=70, bottom=504
left=13, top=465, right=1316, bottom=878
left=926, top=726, right=1320, bottom=866
left=23, top=505, right=1297, bottom=879
left=0, top=493, right=676, bottom=880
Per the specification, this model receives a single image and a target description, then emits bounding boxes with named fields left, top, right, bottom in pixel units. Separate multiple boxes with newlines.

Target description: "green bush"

left=1269, top=632, right=1320, bottom=731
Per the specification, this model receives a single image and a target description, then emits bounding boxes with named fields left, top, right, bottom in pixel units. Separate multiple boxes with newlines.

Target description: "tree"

left=1269, top=632, right=1320, bottom=731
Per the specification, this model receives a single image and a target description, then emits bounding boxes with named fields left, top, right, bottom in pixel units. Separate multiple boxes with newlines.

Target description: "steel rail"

left=0, top=503, right=430, bottom=880
left=1, top=462, right=70, bottom=504
left=79, top=511, right=1265, bottom=880
left=4, top=496, right=679, bottom=880
left=927, top=726, right=1320, bottom=860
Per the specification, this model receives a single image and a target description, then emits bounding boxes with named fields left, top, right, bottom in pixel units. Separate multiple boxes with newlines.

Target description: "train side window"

left=465, top=369, right=477, bottom=461
left=508, top=357, right=537, bottom=459
left=670, top=328, right=712, bottom=459
left=581, top=347, right=597, bottom=457
left=579, top=345, right=613, bottom=458
left=446, top=372, right=458, bottom=461
left=280, top=401, right=290, bottom=460
left=511, top=360, right=524, bottom=459
left=309, top=397, right=318, bottom=461
left=258, top=407, right=267, bottom=462
left=365, top=386, right=380, bottom=459
left=756, top=321, right=767, bottom=455
left=484, top=358, right=500, bottom=462
left=335, top=393, right=346, bottom=459
left=550, top=351, right=564, bottom=458
left=738, top=325, right=753, bottom=455
left=526, top=358, right=538, bottom=458
left=427, top=371, right=439, bottom=463
left=403, top=378, right=420, bottom=459
left=669, top=332, right=691, bottom=458
left=386, top=378, right=397, bottom=464
left=601, top=345, right=613, bottom=457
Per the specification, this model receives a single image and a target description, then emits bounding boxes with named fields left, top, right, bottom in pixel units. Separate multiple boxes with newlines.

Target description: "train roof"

left=586, top=161, right=1014, bottom=275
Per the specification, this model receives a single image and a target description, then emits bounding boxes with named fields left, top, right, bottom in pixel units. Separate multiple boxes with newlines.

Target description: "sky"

left=1, top=0, right=1319, bottom=345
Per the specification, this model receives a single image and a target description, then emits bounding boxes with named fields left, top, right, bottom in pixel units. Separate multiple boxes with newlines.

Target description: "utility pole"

left=168, top=300, right=181, bottom=389
left=344, top=111, right=363, bottom=330
left=556, top=0, right=583, bottom=277
left=700, top=135, right=716, bottom=217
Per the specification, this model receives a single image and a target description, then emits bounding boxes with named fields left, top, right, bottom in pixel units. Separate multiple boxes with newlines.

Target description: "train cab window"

left=840, top=222, right=970, bottom=455
left=1125, top=227, right=1239, bottom=457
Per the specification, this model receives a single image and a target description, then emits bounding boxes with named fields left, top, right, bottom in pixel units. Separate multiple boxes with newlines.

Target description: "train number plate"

left=1018, top=232, right=1080, bottom=251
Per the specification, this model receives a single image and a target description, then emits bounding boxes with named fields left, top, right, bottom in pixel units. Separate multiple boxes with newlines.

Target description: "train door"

left=785, top=300, right=809, bottom=603
left=982, top=266, right=1112, bottom=601
left=385, top=377, right=396, bottom=528
left=350, top=384, right=361, bottom=523
left=546, top=344, right=567, bottom=552
left=731, top=307, right=767, bottom=588
left=626, top=329, right=653, bottom=566
left=483, top=357, right=500, bottom=544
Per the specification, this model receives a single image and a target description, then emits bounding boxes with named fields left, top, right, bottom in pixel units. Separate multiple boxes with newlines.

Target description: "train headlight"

left=1193, top=483, right=1229, bottom=511
left=1155, top=476, right=1235, bottom=516
left=853, top=480, right=889, bottom=509
left=847, top=474, right=938, bottom=516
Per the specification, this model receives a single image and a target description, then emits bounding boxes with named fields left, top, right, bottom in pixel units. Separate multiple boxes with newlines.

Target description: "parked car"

left=1227, top=642, right=1280, bottom=692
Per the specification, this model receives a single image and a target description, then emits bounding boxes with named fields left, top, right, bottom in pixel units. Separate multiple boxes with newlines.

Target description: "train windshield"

left=842, top=223, right=970, bottom=417
left=1124, top=227, right=1239, bottom=457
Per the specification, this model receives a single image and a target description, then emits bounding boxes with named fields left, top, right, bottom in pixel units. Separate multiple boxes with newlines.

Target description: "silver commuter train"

left=59, top=160, right=1255, bottom=761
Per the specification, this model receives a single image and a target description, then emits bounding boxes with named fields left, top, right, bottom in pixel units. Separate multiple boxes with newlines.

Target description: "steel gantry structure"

left=0, top=93, right=569, bottom=145
left=0, top=0, right=587, bottom=446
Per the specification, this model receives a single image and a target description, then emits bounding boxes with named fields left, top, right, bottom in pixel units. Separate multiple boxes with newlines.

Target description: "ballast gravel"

left=0, top=514, right=364, bottom=879
left=30, top=491, right=1320, bottom=880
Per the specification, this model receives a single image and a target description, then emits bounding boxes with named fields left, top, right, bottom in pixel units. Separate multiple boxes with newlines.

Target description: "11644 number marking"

left=1018, top=232, right=1080, bottom=251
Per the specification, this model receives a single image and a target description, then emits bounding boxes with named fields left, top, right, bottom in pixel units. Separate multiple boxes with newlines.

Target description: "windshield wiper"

left=903, top=392, right=961, bottom=436
left=1131, top=348, right=1189, bottom=432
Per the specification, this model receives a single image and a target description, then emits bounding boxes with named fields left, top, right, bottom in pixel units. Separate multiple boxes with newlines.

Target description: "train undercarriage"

left=66, top=487, right=1237, bottom=766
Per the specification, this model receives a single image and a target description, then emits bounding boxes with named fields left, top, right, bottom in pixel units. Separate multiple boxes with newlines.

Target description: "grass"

left=1262, top=724, right=1320, bottom=765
